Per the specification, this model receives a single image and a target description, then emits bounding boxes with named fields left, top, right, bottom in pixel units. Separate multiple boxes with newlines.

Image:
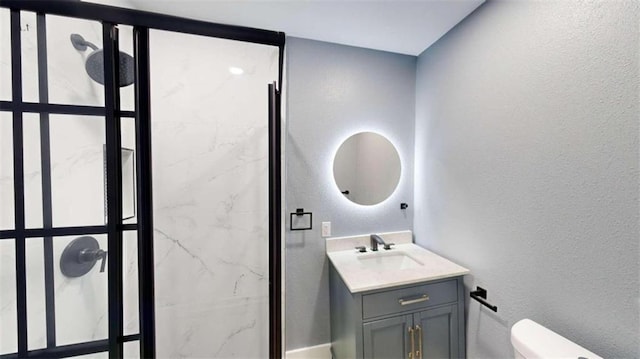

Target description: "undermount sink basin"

left=326, top=232, right=470, bottom=292
left=357, top=251, right=423, bottom=270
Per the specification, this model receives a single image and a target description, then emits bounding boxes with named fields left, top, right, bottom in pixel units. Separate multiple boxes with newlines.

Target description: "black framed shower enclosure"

left=0, top=1, right=284, bottom=358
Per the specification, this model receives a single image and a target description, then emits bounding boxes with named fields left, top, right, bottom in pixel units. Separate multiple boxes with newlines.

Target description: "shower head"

left=70, top=33, right=134, bottom=87
left=84, top=49, right=135, bottom=87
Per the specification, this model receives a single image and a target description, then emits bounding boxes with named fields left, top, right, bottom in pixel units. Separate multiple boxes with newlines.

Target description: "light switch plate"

left=321, top=222, right=331, bottom=237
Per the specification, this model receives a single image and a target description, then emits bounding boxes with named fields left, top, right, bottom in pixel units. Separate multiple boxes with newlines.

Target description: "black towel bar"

left=470, top=286, right=498, bottom=312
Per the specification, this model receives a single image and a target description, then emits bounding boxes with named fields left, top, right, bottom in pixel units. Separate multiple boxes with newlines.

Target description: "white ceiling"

left=109, top=0, right=484, bottom=56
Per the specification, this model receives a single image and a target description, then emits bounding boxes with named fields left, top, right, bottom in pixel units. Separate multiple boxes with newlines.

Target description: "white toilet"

left=511, top=319, right=603, bottom=359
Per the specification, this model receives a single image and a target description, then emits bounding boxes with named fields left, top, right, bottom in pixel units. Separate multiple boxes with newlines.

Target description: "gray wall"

left=414, top=1, right=639, bottom=358
left=285, top=37, right=416, bottom=350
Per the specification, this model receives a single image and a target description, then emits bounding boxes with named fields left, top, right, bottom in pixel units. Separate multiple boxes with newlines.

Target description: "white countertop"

left=326, top=231, right=470, bottom=293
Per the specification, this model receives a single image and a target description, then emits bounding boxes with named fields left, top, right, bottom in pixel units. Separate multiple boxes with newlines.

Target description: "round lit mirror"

left=333, top=132, right=401, bottom=205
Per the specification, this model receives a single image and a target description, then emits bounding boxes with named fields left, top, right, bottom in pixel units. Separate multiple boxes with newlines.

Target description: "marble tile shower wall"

left=0, top=12, right=137, bottom=357
left=0, top=11, right=278, bottom=358
left=149, top=31, right=278, bottom=357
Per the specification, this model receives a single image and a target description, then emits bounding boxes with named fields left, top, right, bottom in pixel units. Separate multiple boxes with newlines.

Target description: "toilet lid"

left=511, top=319, right=603, bottom=359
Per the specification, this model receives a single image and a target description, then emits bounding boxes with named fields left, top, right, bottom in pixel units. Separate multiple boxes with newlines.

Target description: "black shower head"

left=70, top=33, right=134, bottom=87
left=84, top=49, right=135, bottom=87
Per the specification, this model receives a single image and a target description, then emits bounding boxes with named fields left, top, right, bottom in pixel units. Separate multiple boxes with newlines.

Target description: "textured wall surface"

left=414, top=1, right=639, bottom=358
left=285, top=37, right=416, bottom=350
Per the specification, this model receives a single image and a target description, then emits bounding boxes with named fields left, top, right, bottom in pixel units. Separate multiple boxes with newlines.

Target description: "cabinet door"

left=414, top=304, right=459, bottom=359
left=363, top=315, right=413, bottom=359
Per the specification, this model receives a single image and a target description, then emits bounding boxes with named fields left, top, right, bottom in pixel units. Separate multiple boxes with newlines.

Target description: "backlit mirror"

left=333, top=132, right=401, bottom=205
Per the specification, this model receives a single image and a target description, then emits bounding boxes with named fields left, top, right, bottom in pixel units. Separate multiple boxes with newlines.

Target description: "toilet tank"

left=511, top=319, right=603, bottom=359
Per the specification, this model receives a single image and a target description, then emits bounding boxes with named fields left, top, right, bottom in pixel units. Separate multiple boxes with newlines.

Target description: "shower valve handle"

left=60, top=236, right=107, bottom=278
left=99, top=250, right=107, bottom=273
left=78, top=248, right=107, bottom=273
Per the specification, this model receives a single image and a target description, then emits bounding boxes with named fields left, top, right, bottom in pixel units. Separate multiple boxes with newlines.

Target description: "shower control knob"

left=100, top=251, right=107, bottom=272
left=78, top=248, right=108, bottom=273
left=60, top=236, right=107, bottom=278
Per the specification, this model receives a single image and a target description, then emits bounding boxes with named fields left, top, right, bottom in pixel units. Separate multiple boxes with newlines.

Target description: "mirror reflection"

left=333, top=132, right=401, bottom=205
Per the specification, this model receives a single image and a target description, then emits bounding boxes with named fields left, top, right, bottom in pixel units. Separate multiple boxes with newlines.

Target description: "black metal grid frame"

left=103, top=22, right=125, bottom=359
left=268, top=83, right=283, bottom=359
left=36, top=11, right=55, bottom=349
left=0, top=1, right=285, bottom=358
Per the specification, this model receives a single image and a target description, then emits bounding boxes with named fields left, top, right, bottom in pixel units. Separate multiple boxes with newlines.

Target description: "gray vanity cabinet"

left=415, top=304, right=459, bottom=358
left=363, top=315, right=413, bottom=358
left=330, top=265, right=466, bottom=359
left=362, top=305, right=459, bottom=359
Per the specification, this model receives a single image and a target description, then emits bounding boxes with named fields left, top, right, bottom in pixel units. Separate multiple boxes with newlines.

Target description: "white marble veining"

left=0, top=240, right=17, bottom=354
left=0, top=10, right=277, bottom=357
left=327, top=231, right=469, bottom=293
left=150, top=29, right=278, bottom=358
left=0, top=112, right=15, bottom=231
left=0, top=17, right=138, bottom=355
left=0, top=9, right=11, bottom=102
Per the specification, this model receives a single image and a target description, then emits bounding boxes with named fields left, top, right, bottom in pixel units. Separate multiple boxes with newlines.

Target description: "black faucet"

left=370, top=234, right=394, bottom=251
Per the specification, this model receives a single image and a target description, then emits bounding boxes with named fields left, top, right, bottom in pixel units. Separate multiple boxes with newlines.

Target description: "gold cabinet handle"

left=408, top=326, right=414, bottom=359
left=416, top=325, right=423, bottom=359
left=398, top=294, right=430, bottom=306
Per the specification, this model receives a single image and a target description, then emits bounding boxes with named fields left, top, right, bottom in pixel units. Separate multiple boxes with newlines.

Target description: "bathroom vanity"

left=327, top=231, right=469, bottom=359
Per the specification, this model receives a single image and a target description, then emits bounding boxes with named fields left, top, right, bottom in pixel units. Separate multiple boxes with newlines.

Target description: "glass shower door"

left=0, top=8, right=143, bottom=358
left=148, top=30, right=279, bottom=357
